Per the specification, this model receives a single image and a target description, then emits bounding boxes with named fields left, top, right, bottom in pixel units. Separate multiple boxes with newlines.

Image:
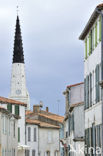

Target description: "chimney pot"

left=46, top=107, right=49, bottom=112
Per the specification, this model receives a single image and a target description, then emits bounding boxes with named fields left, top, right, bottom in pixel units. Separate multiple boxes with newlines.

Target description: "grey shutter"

left=34, top=128, right=36, bottom=142
left=95, top=66, right=97, bottom=103
left=87, top=76, right=89, bottom=108
left=28, top=127, right=31, bottom=142
left=92, top=124, right=96, bottom=153
left=26, top=150, right=30, bottom=156
left=90, top=73, right=92, bottom=106
left=32, top=150, right=35, bottom=156
left=84, top=78, right=87, bottom=109
left=95, top=65, right=100, bottom=103
left=97, top=65, right=100, bottom=102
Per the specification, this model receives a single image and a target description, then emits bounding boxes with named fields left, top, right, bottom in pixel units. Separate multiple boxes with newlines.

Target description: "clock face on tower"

left=16, top=89, right=21, bottom=95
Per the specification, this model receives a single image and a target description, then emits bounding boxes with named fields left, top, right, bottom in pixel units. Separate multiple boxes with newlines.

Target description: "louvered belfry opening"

left=13, top=16, right=24, bottom=63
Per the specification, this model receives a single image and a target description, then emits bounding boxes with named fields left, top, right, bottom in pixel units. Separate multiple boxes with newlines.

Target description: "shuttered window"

left=25, top=150, right=30, bottom=156
left=92, top=27, right=94, bottom=50
left=87, top=76, right=89, bottom=108
left=32, top=150, right=35, bottom=156
left=85, top=39, right=87, bottom=59
left=95, top=22, right=97, bottom=47
left=95, top=65, right=100, bottom=103
left=99, top=16, right=102, bottom=41
left=34, top=128, right=36, bottom=142
left=84, top=78, right=87, bottom=109
left=15, top=105, right=19, bottom=116
left=28, top=127, right=31, bottom=142
left=92, top=124, right=96, bottom=150
left=7, top=104, right=12, bottom=113
left=90, top=73, right=92, bottom=107
left=89, top=33, right=91, bottom=55
left=18, top=127, right=20, bottom=142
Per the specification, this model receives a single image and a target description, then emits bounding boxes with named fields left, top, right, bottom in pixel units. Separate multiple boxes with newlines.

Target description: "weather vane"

left=17, top=5, right=19, bottom=15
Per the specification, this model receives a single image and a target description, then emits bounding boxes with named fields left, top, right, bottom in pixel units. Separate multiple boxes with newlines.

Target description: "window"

left=18, top=127, right=20, bottom=142
left=99, top=16, right=102, bottom=41
left=55, top=151, right=58, bottom=156
left=28, top=127, right=31, bottom=142
left=95, top=65, right=100, bottom=103
left=89, top=32, right=91, bottom=55
left=84, top=78, right=87, bottom=109
left=2, top=149, right=4, bottom=156
left=95, top=22, right=97, bottom=47
left=85, top=38, right=87, bottom=59
left=25, top=150, right=30, bottom=156
left=15, top=105, right=19, bottom=116
left=48, top=131, right=52, bottom=143
left=92, top=27, right=94, bottom=50
left=13, top=121, right=15, bottom=138
left=2, top=115, right=5, bottom=134
left=46, top=151, right=50, bottom=156
left=66, top=131, right=68, bottom=138
left=7, top=104, right=12, bottom=113
left=90, top=73, right=92, bottom=106
left=32, top=150, right=35, bottom=156
left=34, top=128, right=36, bottom=142
left=87, top=76, right=89, bottom=108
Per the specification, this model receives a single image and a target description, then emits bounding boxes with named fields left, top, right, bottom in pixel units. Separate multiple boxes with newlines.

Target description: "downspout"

left=96, top=8, right=103, bottom=156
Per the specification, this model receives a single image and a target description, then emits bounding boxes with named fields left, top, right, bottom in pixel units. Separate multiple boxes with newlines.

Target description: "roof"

left=0, top=96, right=27, bottom=107
left=13, top=16, right=24, bottom=63
left=38, top=113, right=64, bottom=123
left=26, top=110, right=33, bottom=115
left=79, top=4, right=103, bottom=40
left=26, top=109, right=64, bottom=123
left=67, top=82, right=84, bottom=88
left=26, top=119, right=60, bottom=129
left=0, top=106, right=20, bottom=119
left=69, top=102, right=84, bottom=112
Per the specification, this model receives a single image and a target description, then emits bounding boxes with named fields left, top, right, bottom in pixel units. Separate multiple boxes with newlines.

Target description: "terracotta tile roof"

left=97, top=3, right=103, bottom=8
left=0, top=96, right=27, bottom=107
left=26, top=110, right=33, bottom=115
left=67, top=82, right=84, bottom=88
left=69, top=102, right=84, bottom=112
left=26, top=119, right=60, bottom=129
left=79, top=3, right=103, bottom=40
left=38, top=113, right=64, bottom=123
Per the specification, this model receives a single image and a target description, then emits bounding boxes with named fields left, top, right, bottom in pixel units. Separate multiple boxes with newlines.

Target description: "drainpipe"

left=96, top=8, right=103, bottom=156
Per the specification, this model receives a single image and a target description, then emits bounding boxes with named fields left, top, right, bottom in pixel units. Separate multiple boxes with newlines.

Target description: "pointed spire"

left=13, top=16, right=24, bottom=63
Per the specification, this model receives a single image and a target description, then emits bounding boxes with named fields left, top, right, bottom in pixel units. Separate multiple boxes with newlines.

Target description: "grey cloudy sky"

left=0, top=0, right=102, bottom=115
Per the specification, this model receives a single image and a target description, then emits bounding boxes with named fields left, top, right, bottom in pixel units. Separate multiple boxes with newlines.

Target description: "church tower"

left=9, top=16, right=30, bottom=110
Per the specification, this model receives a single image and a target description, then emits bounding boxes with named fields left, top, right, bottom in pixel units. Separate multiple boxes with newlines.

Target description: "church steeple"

left=13, top=16, right=24, bottom=63
left=9, top=15, right=30, bottom=110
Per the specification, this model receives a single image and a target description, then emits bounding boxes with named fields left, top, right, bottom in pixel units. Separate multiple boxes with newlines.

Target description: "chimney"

left=33, top=105, right=40, bottom=113
left=46, top=107, right=49, bottom=112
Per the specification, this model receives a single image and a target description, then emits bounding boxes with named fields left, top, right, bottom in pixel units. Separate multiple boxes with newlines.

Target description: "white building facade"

left=63, top=83, right=84, bottom=156
left=26, top=121, right=38, bottom=156
left=0, top=103, right=19, bottom=156
left=79, top=3, right=103, bottom=155
left=0, top=96, right=27, bottom=156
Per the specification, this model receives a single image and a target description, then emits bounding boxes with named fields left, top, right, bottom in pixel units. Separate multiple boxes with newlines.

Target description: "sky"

left=0, top=0, right=102, bottom=115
